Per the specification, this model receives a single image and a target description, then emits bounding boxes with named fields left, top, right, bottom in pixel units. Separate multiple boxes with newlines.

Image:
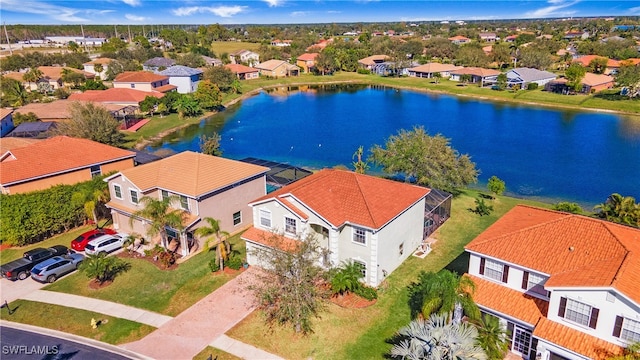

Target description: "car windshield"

left=73, top=235, right=85, bottom=242
left=31, top=267, right=43, bottom=275
left=85, top=244, right=95, bottom=251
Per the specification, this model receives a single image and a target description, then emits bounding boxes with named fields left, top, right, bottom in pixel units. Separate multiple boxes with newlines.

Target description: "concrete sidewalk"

left=21, top=290, right=173, bottom=328
left=210, top=334, right=284, bottom=360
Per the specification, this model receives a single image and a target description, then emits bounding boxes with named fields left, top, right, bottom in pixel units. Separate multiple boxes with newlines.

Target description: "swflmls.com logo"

left=2, top=345, right=59, bottom=355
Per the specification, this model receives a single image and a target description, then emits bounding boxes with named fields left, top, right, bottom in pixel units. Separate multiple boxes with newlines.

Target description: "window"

left=130, top=83, right=135, bottom=88
left=353, top=227, right=366, bottom=245
left=233, top=211, right=241, bottom=226
left=259, top=209, right=271, bottom=228
left=113, top=184, right=122, bottom=199
left=285, top=217, right=297, bottom=234
left=353, top=260, right=367, bottom=279
left=483, top=259, right=505, bottom=282
left=399, top=242, right=404, bottom=256
left=161, top=190, right=169, bottom=201
left=130, top=189, right=139, bottom=204
left=180, top=195, right=189, bottom=211
left=90, top=165, right=101, bottom=178
left=523, top=271, right=549, bottom=297
left=559, top=298, right=598, bottom=328
left=618, top=318, right=640, bottom=343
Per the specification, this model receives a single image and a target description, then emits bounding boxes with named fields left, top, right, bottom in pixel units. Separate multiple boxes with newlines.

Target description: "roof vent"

left=569, top=246, right=575, bottom=252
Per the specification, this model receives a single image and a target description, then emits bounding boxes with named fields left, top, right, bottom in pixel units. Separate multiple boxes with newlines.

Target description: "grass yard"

left=0, top=300, right=155, bottom=345
left=210, top=41, right=261, bottom=57
left=227, top=189, right=552, bottom=359
left=0, top=225, right=94, bottom=264
left=193, top=346, right=242, bottom=360
left=122, top=113, right=208, bottom=148
left=45, top=233, right=246, bottom=317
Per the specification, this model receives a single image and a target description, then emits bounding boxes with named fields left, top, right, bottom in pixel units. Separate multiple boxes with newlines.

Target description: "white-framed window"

left=527, top=272, right=548, bottom=297
left=259, top=209, right=272, bottom=228
left=161, top=190, right=169, bottom=201
left=129, top=189, right=139, bottom=204
left=621, top=318, right=640, bottom=342
left=180, top=195, right=189, bottom=211
left=233, top=211, right=242, bottom=226
left=285, top=217, right=297, bottom=235
left=113, top=184, right=122, bottom=200
left=565, top=299, right=592, bottom=327
left=352, top=227, right=366, bottom=245
left=484, top=259, right=504, bottom=282
left=353, top=259, right=367, bottom=279
left=399, top=242, right=404, bottom=256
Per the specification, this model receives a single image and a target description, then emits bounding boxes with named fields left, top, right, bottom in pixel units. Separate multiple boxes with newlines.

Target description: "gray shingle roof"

left=143, top=57, right=176, bottom=67
left=158, top=65, right=203, bottom=77
left=509, top=67, right=556, bottom=82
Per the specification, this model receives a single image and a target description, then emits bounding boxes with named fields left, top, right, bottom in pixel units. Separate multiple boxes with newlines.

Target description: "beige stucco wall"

left=113, top=82, right=153, bottom=92
left=101, top=158, right=134, bottom=175
left=4, top=168, right=89, bottom=194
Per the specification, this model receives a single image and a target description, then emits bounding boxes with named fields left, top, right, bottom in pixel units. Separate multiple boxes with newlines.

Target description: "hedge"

left=0, top=176, right=109, bottom=246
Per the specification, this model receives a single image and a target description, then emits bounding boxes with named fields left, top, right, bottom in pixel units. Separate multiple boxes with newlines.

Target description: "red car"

left=71, top=228, right=117, bottom=251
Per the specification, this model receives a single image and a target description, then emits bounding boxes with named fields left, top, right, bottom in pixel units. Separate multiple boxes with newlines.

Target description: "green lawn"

left=193, top=346, right=242, bottom=360
left=210, top=41, right=261, bottom=57
left=45, top=233, right=246, bottom=317
left=1, top=225, right=94, bottom=264
left=122, top=113, right=208, bottom=149
left=0, top=300, right=155, bottom=345
left=226, top=190, right=552, bottom=359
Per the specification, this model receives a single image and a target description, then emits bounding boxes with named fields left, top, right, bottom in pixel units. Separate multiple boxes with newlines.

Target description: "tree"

left=79, top=253, right=131, bottom=284
left=203, top=66, right=235, bottom=92
left=194, top=217, right=230, bottom=271
left=487, top=176, right=505, bottom=195
left=473, top=197, right=494, bottom=216
left=199, top=133, right=223, bottom=156
left=249, top=231, right=329, bottom=334
left=594, top=193, right=640, bottom=227
left=588, top=57, right=609, bottom=74
left=432, top=72, right=442, bottom=84
left=139, top=95, right=160, bottom=116
left=518, top=47, right=553, bottom=70
left=71, top=187, right=109, bottom=225
left=61, top=68, right=86, bottom=88
left=491, top=43, right=511, bottom=69
left=473, top=314, right=510, bottom=360
left=352, top=146, right=369, bottom=174
left=390, top=313, right=487, bottom=360
left=22, top=67, right=43, bottom=89
left=131, top=195, right=188, bottom=251
left=369, top=126, right=479, bottom=193
left=455, top=45, right=489, bottom=67
left=495, top=73, right=507, bottom=90
left=173, top=95, right=202, bottom=119
left=54, top=102, right=124, bottom=146
left=193, top=80, right=223, bottom=110
left=615, top=64, right=640, bottom=98
left=157, top=102, right=168, bottom=117
left=565, top=63, right=587, bottom=92
left=552, top=202, right=583, bottom=214
left=408, top=270, right=480, bottom=321
left=314, top=51, right=339, bottom=75
left=607, top=342, right=640, bottom=360
left=67, top=41, right=80, bottom=53
left=2, top=78, right=30, bottom=107
left=330, top=260, right=364, bottom=295
left=12, top=112, right=39, bottom=126
left=460, top=73, right=472, bottom=85
left=79, top=79, right=107, bottom=91
left=93, top=63, right=104, bottom=79
left=177, top=52, right=206, bottom=68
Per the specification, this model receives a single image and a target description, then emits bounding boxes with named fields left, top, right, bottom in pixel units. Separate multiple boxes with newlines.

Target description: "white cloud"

left=122, top=0, right=141, bottom=6
left=290, top=11, right=308, bottom=17
left=264, top=0, right=284, bottom=7
left=629, top=6, right=640, bottom=15
left=172, top=5, right=247, bottom=17
left=1, top=0, right=91, bottom=22
left=327, top=10, right=341, bottom=14
left=125, top=13, right=147, bottom=21
left=525, top=0, right=580, bottom=18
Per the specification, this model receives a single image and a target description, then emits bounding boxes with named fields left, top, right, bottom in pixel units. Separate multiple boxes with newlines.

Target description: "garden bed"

left=330, top=292, right=377, bottom=309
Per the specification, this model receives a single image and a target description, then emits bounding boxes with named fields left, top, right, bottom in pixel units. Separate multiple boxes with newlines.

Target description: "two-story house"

left=242, top=169, right=451, bottom=287
left=158, top=65, right=203, bottom=94
left=254, top=60, right=300, bottom=78
left=113, top=71, right=177, bottom=93
left=83, top=58, right=113, bottom=79
left=104, top=151, right=269, bottom=256
left=229, top=49, right=260, bottom=67
left=464, top=205, right=637, bottom=360
left=296, top=53, right=319, bottom=73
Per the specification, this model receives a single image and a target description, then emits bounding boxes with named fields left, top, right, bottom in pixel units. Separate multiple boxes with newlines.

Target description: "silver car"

left=84, top=233, right=126, bottom=255
left=30, top=253, right=85, bottom=283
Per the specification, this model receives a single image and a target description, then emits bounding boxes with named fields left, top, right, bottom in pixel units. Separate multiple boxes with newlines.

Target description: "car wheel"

left=17, top=271, right=28, bottom=280
left=47, top=275, right=56, bottom=283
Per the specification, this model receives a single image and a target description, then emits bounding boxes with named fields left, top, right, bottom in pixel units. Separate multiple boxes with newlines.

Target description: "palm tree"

left=352, top=146, right=369, bottom=174
left=408, top=270, right=480, bottom=321
left=390, top=312, right=488, bottom=360
left=4, top=80, right=30, bottom=107
left=93, top=64, right=104, bottom=79
left=22, top=68, right=43, bottom=91
left=131, top=195, right=187, bottom=252
left=473, top=314, right=510, bottom=360
left=330, top=260, right=364, bottom=295
left=71, top=187, right=109, bottom=225
left=594, top=193, right=640, bottom=227
left=78, top=253, right=131, bottom=284
left=194, top=217, right=230, bottom=271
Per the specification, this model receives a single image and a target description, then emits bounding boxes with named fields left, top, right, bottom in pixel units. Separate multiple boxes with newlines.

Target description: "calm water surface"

left=150, top=85, right=640, bottom=207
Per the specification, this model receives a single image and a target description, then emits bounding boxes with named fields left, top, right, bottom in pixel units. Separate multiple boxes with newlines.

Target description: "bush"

left=357, top=68, right=371, bottom=75
left=472, top=197, right=494, bottom=216
left=354, top=285, right=378, bottom=300
left=208, top=257, right=218, bottom=272
left=158, top=251, right=176, bottom=268
left=527, top=82, right=539, bottom=90
left=226, top=255, right=243, bottom=270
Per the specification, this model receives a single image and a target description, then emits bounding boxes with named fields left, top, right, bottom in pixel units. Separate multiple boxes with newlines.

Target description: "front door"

left=512, top=325, right=532, bottom=359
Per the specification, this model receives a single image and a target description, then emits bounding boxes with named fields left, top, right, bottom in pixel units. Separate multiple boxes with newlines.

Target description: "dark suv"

left=71, top=228, right=116, bottom=251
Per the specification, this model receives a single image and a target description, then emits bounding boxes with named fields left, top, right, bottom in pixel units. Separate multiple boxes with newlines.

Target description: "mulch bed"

left=117, top=251, right=180, bottom=271
left=330, top=292, right=377, bottom=309
left=88, top=279, right=113, bottom=289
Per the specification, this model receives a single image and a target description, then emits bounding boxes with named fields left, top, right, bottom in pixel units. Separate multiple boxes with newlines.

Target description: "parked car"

left=71, top=228, right=117, bottom=252
left=84, top=233, right=126, bottom=255
left=30, top=252, right=85, bottom=283
left=0, top=245, right=69, bottom=281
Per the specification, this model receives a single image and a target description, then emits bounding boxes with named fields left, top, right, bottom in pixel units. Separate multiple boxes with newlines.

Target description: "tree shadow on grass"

left=444, top=251, right=469, bottom=276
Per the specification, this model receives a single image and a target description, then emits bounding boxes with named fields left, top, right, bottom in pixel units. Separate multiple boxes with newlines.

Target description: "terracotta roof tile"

left=450, top=67, right=501, bottom=77
left=582, top=72, right=614, bottom=87
left=241, top=226, right=299, bottom=252
left=466, top=274, right=548, bottom=326
left=83, top=57, right=113, bottom=65
left=573, top=55, right=620, bottom=68
left=155, top=84, right=178, bottom=93
left=0, top=108, right=13, bottom=119
left=358, top=55, right=390, bottom=66
left=2, top=72, right=25, bottom=81
left=533, top=317, right=624, bottom=359
left=15, top=100, right=74, bottom=120
left=114, top=71, right=168, bottom=83
left=297, top=53, right=318, bottom=61
left=0, top=138, right=40, bottom=153
left=0, top=136, right=135, bottom=185
left=255, top=60, right=294, bottom=71
left=37, top=66, right=94, bottom=80
left=250, top=169, right=429, bottom=229
left=409, top=63, right=462, bottom=73
left=68, top=88, right=163, bottom=104
left=277, top=198, right=309, bottom=220
left=115, top=151, right=268, bottom=198
left=448, top=35, right=471, bottom=41
left=225, top=64, right=259, bottom=74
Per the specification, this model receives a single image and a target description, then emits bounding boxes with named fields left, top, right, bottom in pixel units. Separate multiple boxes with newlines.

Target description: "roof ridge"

left=352, top=172, right=377, bottom=228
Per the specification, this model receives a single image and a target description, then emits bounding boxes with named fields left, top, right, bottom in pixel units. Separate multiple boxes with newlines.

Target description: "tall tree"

left=2, top=78, right=31, bottom=107
left=352, top=146, right=369, bottom=174
left=565, top=63, right=587, bottom=92
left=54, top=102, right=124, bottom=146
left=369, top=126, right=478, bottom=193
left=594, top=193, right=640, bottom=227
left=203, top=66, right=235, bottom=92
left=518, top=47, right=553, bottom=70
left=193, top=80, right=223, bottom=110
left=71, top=187, right=109, bottom=225
left=22, top=67, right=43, bottom=90
left=487, top=176, right=505, bottom=195
left=194, top=217, right=230, bottom=271
left=131, top=195, right=187, bottom=251
left=199, top=133, right=223, bottom=156
left=473, top=314, right=510, bottom=360
left=408, top=270, right=480, bottom=321
left=173, top=95, right=202, bottom=119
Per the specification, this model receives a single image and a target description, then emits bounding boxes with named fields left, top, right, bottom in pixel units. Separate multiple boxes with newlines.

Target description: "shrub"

left=226, top=255, right=243, bottom=270
left=357, top=68, right=371, bottom=75
left=208, top=257, right=218, bottom=272
left=158, top=251, right=176, bottom=268
left=354, top=285, right=378, bottom=300
left=473, top=197, right=494, bottom=216
left=527, top=82, right=539, bottom=90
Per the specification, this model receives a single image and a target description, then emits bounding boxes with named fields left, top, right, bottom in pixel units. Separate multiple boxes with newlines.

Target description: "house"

left=15, top=100, right=140, bottom=129
left=68, top=88, right=164, bottom=106
left=5, top=121, right=56, bottom=139
left=0, top=108, right=14, bottom=137
left=296, top=53, right=319, bottom=73
left=450, top=67, right=501, bottom=86
left=9, top=66, right=95, bottom=92
left=464, top=205, right=638, bottom=360
left=357, top=55, right=390, bottom=71
left=142, top=57, right=176, bottom=72
left=158, top=65, right=203, bottom=94
left=76, top=38, right=106, bottom=47
left=229, top=49, right=260, bottom=67
left=113, top=71, right=177, bottom=93
left=506, top=67, right=557, bottom=89
left=479, top=32, right=497, bottom=42
left=83, top=58, right=112, bottom=79
left=505, top=35, right=518, bottom=43
left=270, top=39, right=292, bottom=47
left=371, top=61, right=419, bottom=77
left=564, top=31, right=589, bottom=40
left=225, top=64, right=260, bottom=80
left=201, top=56, right=223, bottom=67
left=573, top=56, right=620, bottom=75
left=254, top=60, right=300, bottom=78
left=15, top=101, right=79, bottom=122
left=0, top=136, right=135, bottom=194
left=408, top=63, right=463, bottom=78
left=306, top=38, right=333, bottom=52
left=104, top=151, right=269, bottom=256
left=581, top=73, right=615, bottom=93
left=448, top=35, right=471, bottom=45
left=242, top=169, right=452, bottom=287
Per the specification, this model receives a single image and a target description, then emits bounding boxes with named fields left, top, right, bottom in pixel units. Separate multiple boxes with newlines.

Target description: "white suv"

left=84, top=233, right=126, bottom=255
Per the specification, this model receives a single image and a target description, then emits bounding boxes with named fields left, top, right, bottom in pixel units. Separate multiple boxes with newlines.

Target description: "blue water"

left=149, top=85, right=640, bottom=207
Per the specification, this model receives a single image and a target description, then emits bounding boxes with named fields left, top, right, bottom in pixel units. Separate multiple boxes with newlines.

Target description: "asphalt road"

left=0, top=326, right=131, bottom=360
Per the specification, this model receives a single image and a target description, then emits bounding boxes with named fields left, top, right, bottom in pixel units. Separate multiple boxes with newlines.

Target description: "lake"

left=149, top=84, right=640, bottom=207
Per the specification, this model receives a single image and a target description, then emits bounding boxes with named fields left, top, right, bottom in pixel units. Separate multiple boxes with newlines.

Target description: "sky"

left=1, top=0, right=639, bottom=25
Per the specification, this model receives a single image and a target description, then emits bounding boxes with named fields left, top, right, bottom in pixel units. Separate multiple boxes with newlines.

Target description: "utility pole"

left=128, top=24, right=132, bottom=43
left=3, top=22, right=12, bottom=55
left=142, top=25, right=146, bottom=38
left=80, top=24, right=88, bottom=52
left=114, top=25, right=119, bottom=39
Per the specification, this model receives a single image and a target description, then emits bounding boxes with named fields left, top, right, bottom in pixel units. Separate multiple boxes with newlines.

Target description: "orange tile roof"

left=250, top=169, right=430, bottom=229
left=620, top=58, right=640, bottom=66
left=225, top=63, right=259, bottom=74
left=573, top=55, right=620, bottom=68
left=466, top=274, right=548, bottom=326
left=533, top=317, right=623, bottom=359
left=2, top=72, right=25, bottom=82
left=155, top=84, right=178, bottom=93
left=114, top=151, right=269, bottom=198
left=241, top=226, right=300, bottom=252
left=466, top=205, right=640, bottom=303
left=255, top=60, right=296, bottom=71
left=0, top=136, right=135, bottom=185
left=297, top=53, right=318, bottom=61
left=0, top=108, right=13, bottom=119
left=83, top=57, right=113, bottom=65
left=581, top=72, right=614, bottom=87
left=409, top=63, right=462, bottom=73
left=358, top=55, right=390, bottom=66
left=0, top=138, right=40, bottom=153
left=114, top=71, right=168, bottom=83
left=450, top=67, right=501, bottom=77
left=69, top=88, right=164, bottom=104
left=448, top=35, right=471, bottom=41
left=37, top=66, right=94, bottom=80
left=15, top=100, right=76, bottom=120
